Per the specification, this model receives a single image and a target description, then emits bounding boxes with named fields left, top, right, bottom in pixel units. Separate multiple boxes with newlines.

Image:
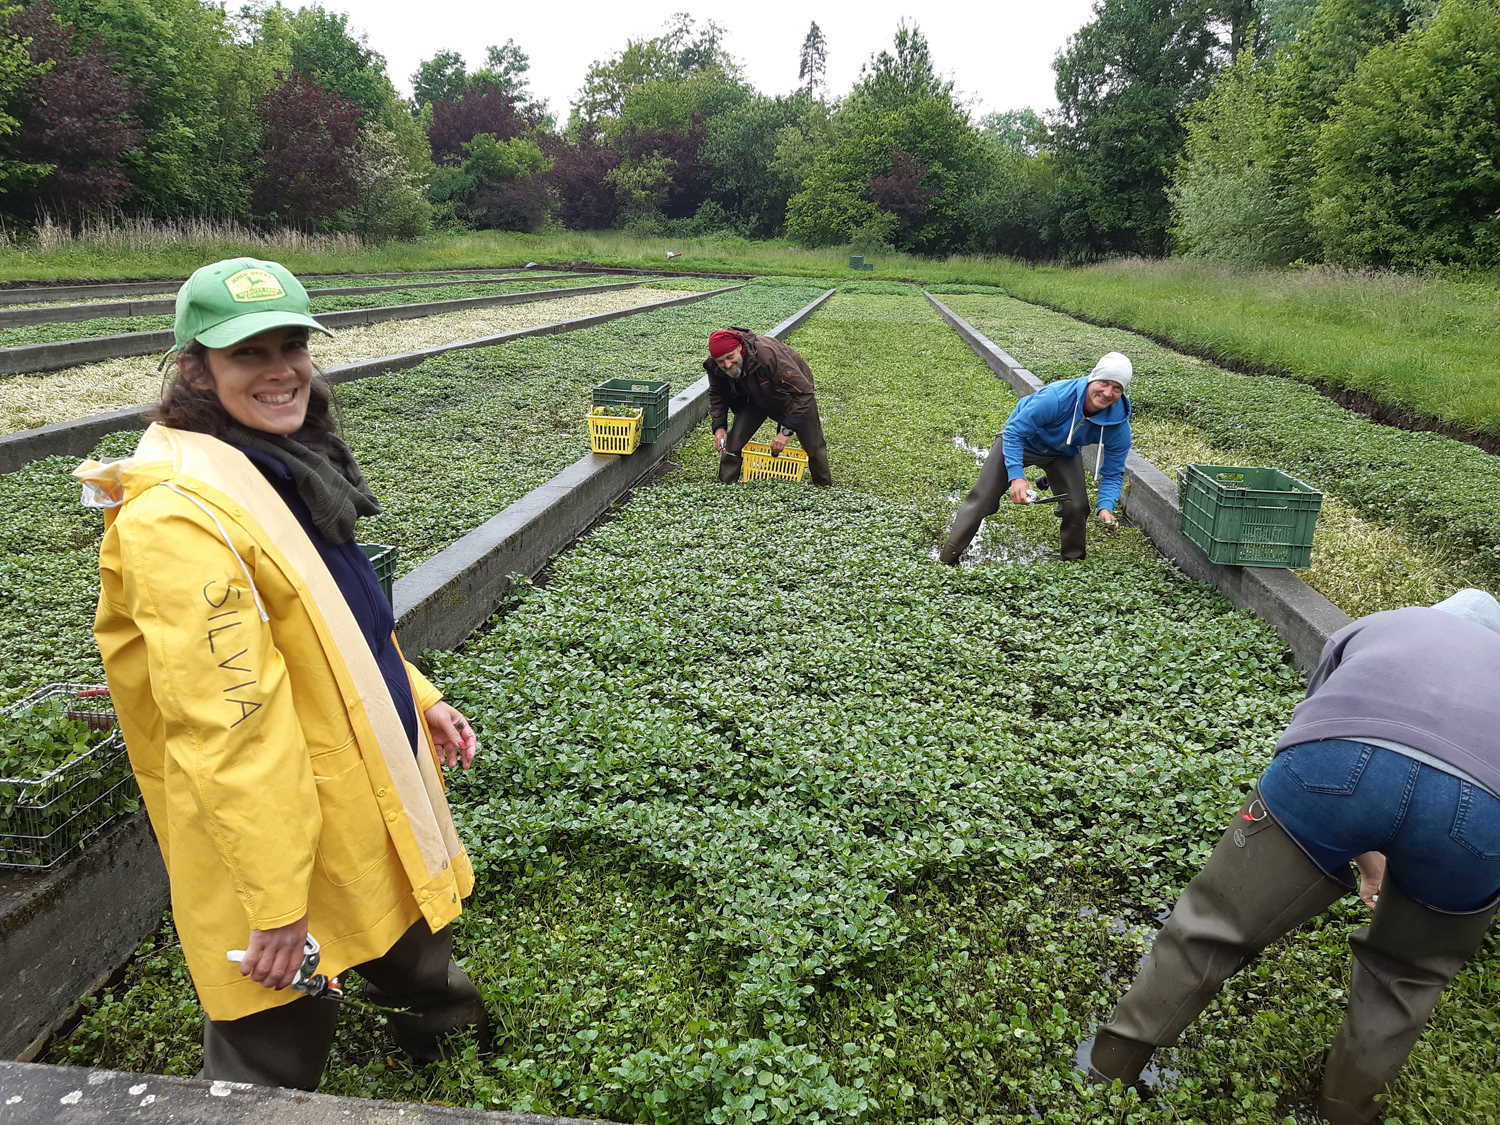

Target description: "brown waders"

left=1317, top=883, right=1497, bottom=1124
left=1089, top=791, right=1498, bottom=1123
left=940, top=440, right=1089, bottom=563
left=718, top=404, right=832, bottom=487
left=202, top=921, right=487, bottom=1090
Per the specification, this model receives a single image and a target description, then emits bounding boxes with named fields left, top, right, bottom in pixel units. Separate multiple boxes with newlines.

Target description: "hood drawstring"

left=161, top=483, right=270, bottom=623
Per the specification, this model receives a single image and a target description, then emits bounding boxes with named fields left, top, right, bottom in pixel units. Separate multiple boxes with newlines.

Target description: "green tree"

left=570, top=13, right=729, bottom=136
left=785, top=24, right=982, bottom=253
left=284, top=6, right=391, bottom=122
left=1169, top=49, right=1304, bottom=262
left=349, top=122, right=433, bottom=240
left=51, top=0, right=251, bottom=216
left=472, top=39, right=530, bottom=100
left=429, top=131, right=550, bottom=230
left=0, top=1, right=50, bottom=197
left=854, top=22, right=951, bottom=111
left=1310, top=0, right=1500, bottom=267
left=1050, top=0, right=1225, bottom=257
left=962, top=135, right=1062, bottom=260
left=410, top=49, right=466, bottom=111
left=1257, top=0, right=1411, bottom=258
left=701, top=90, right=830, bottom=235
left=798, top=21, right=827, bottom=96
left=979, top=108, right=1046, bottom=155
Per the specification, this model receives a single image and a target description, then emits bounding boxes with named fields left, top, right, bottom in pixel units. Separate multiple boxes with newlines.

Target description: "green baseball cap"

left=162, top=257, right=332, bottom=367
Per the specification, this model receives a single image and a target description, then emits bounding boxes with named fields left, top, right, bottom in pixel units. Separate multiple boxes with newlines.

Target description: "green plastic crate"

left=360, top=543, right=397, bottom=605
left=593, top=377, right=671, bottom=443
left=1179, top=464, right=1322, bottom=568
left=1, top=684, right=138, bottom=870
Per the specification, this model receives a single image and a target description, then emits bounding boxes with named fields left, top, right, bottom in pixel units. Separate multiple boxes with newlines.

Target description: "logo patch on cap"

left=223, top=268, right=286, bottom=303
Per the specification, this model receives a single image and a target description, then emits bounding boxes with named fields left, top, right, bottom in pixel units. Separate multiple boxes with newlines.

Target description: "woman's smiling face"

left=189, top=326, right=315, bottom=434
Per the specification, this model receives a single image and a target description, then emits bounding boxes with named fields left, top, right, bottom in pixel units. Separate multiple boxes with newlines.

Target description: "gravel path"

left=0, top=287, right=698, bottom=433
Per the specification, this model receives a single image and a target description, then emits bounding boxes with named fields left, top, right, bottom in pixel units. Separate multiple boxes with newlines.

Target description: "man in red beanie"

left=704, top=328, right=832, bottom=486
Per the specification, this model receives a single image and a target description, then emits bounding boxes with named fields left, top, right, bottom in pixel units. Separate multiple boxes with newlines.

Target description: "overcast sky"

left=333, top=0, right=1101, bottom=123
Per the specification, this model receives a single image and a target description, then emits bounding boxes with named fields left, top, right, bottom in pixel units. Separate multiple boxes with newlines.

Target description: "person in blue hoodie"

left=940, top=352, right=1133, bottom=563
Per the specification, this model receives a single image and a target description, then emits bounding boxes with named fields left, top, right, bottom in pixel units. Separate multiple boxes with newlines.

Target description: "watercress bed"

left=52, top=294, right=1497, bottom=1121
left=0, top=282, right=824, bottom=706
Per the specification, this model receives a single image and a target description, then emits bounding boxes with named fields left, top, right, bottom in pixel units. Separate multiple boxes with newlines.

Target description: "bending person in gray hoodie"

left=941, top=352, right=1132, bottom=563
left=1086, top=589, right=1500, bottom=1125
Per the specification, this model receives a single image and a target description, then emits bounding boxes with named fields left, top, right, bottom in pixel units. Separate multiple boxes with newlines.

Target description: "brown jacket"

left=703, top=328, right=817, bottom=435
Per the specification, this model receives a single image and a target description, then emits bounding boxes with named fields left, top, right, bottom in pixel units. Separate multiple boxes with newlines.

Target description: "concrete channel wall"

left=0, top=1060, right=620, bottom=1125
left=0, top=273, right=594, bottom=329
left=0, top=286, right=833, bottom=1077
left=0, top=285, right=743, bottom=474
left=0, top=266, right=549, bottom=307
left=924, top=292, right=1352, bottom=670
left=0, top=280, right=653, bottom=377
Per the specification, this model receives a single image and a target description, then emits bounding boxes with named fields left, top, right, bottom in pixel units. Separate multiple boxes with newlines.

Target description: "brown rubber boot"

left=718, top=450, right=743, bottom=484
left=1085, top=1028, right=1157, bottom=1088
left=938, top=526, right=975, bottom=565
left=805, top=444, right=833, bottom=488
left=1101, top=790, right=1348, bottom=1058
left=1317, top=883, right=1497, bottom=1125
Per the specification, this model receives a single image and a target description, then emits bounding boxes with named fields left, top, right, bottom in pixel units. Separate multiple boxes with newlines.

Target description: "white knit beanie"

left=1431, top=589, right=1500, bottom=637
left=1089, top=352, right=1133, bottom=390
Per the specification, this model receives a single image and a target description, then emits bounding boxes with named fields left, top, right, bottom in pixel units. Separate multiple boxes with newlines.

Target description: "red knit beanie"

left=708, top=330, right=742, bottom=358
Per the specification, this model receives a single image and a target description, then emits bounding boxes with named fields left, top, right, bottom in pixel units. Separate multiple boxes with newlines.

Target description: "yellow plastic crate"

left=740, top=441, right=808, bottom=483
left=587, top=406, right=643, bottom=455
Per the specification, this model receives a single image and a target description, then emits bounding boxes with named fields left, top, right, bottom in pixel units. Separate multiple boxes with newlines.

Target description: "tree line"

left=0, top=0, right=1494, bottom=268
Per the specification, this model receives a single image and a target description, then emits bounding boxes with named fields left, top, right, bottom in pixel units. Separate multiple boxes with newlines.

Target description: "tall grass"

left=0, top=221, right=995, bottom=284
left=2, top=214, right=369, bottom=276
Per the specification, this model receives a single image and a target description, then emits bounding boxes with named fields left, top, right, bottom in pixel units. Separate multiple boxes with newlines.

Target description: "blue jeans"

left=1260, top=739, right=1500, bottom=914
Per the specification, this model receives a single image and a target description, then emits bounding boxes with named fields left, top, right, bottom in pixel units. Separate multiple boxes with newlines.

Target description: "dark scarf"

left=224, top=422, right=380, bottom=543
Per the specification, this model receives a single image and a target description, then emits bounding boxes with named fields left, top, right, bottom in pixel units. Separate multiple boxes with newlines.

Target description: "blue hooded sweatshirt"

left=1001, top=376, right=1133, bottom=512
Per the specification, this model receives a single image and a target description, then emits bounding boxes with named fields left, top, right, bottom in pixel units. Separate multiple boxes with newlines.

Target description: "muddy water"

left=951, top=435, right=991, bottom=463
left=931, top=485, right=1057, bottom=566
left=1074, top=904, right=1184, bottom=1089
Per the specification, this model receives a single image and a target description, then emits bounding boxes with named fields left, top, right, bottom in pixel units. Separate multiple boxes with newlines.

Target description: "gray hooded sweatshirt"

left=1275, top=605, right=1500, bottom=797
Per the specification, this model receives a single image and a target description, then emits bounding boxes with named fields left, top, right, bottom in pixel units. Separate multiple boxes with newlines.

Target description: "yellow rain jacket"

left=75, top=424, right=473, bottom=1021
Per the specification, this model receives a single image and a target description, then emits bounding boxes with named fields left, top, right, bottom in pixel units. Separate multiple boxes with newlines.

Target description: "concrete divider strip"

left=0, top=265, right=554, bottom=307
left=0, top=285, right=744, bottom=473
left=0, top=273, right=595, bottom=329
left=0, top=280, right=656, bottom=377
left=0, top=812, right=168, bottom=1059
left=924, top=291, right=1350, bottom=669
left=0, top=1059, right=622, bottom=1123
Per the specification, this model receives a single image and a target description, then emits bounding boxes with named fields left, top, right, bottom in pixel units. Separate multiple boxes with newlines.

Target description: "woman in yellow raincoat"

left=75, top=257, right=486, bottom=1090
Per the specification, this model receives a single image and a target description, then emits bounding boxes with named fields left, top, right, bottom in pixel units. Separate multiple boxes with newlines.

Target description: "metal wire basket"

left=0, top=684, right=138, bottom=870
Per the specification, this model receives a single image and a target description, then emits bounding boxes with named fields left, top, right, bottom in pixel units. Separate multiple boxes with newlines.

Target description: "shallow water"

left=951, top=435, right=990, bottom=463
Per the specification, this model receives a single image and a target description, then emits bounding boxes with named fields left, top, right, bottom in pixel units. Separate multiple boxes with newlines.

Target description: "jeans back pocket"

left=1281, top=739, right=1373, bottom=796
left=1450, top=782, right=1500, bottom=861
